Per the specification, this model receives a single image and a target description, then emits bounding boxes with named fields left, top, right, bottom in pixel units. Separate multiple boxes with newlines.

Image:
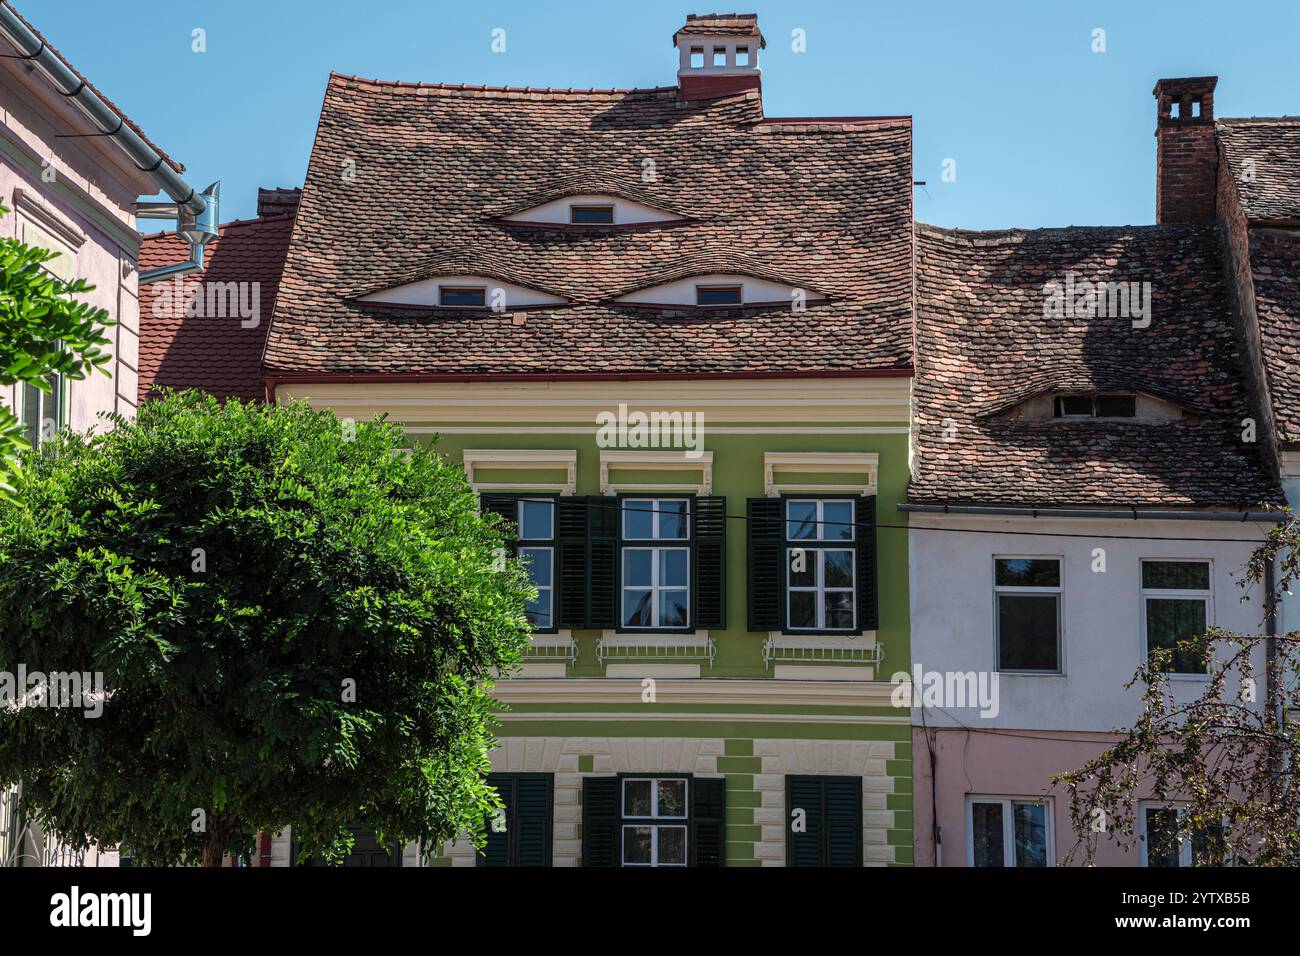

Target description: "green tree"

left=0, top=201, right=114, bottom=496
left=0, top=390, right=534, bottom=865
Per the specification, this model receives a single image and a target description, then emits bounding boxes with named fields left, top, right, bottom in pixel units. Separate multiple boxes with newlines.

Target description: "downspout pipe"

left=898, top=503, right=1283, bottom=523
left=138, top=180, right=220, bottom=284
left=0, top=6, right=206, bottom=216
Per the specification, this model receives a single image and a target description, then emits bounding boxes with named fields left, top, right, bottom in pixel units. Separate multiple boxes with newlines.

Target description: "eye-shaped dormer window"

left=996, top=390, right=1183, bottom=423
left=501, top=194, right=683, bottom=227
left=355, top=274, right=568, bottom=311
left=613, top=272, right=825, bottom=309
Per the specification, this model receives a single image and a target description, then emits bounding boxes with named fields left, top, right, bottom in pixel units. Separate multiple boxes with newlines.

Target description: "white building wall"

left=908, top=513, right=1272, bottom=732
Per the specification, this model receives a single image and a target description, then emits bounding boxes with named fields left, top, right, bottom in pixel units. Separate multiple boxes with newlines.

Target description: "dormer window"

left=696, top=284, right=742, bottom=306
left=1053, top=394, right=1136, bottom=419
left=570, top=204, right=614, bottom=225
left=440, top=286, right=487, bottom=307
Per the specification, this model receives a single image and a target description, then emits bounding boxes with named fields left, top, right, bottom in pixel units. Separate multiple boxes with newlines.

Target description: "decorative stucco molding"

left=764, top=451, right=879, bottom=497
left=462, top=448, right=576, bottom=494
left=599, top=449, right=713, bottom=495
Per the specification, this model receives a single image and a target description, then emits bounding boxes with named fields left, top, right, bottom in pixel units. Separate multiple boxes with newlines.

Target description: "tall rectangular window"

left=21, top=374, right=63, bottom=448
left=516, top=498, right=555, bottom=631
left=620, top=498, right=690, bottom=630
left=1141, top=560, right=1211, bottom=674
left=994, top=557, right=1061, bottom=672
left=1140, top=803, right=1225, bottom=867
left=786, top=499, right=855, bottom=632
left=967, top=797, right=1052, bottom=867
left=621, top=777, right=688, bottom=867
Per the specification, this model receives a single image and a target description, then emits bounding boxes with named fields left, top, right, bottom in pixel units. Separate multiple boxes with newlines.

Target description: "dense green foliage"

left=0, top=201, right=114, bottom=496
left=0, top=391, right=534, bottom=865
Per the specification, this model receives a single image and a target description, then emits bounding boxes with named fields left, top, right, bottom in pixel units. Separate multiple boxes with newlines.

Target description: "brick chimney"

left=1153, top=76, right=1218, bottom=223
left=673, top=13, right=763, bottom=101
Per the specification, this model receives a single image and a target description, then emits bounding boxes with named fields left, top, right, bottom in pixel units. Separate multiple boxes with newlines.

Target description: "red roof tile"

left=138, top=214, right=296, bottom=403
left=263, top=75, right=914, bottom=379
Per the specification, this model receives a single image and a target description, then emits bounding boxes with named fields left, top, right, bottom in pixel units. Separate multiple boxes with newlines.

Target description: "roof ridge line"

left=327, top=72, right=677, bottom=96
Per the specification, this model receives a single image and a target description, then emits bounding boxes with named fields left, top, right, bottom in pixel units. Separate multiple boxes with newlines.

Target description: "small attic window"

left=696, top=284, right=742, bottom=306
left=735, top=46, right=750, bottom=67
left=690, top=46, right=704, bottom=68
left=1053, top=394, right=1136, bottom=419
left=440, top=286, right=486, bottom=307
left=570, top=204, right=614, bottom=225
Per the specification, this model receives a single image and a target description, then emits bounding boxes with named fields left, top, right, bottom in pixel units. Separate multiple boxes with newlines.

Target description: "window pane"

left=570, top=205, right=613, bottom=224
left=1095, top=395, right=1136, bottom=418
left=622, top=549, right=652, bottom=586
left=1145, top=598, right=1207, bottom=674
left=1145, top=807, right=1180, bottom=867
left=657, top=500, right=688, bottom=539
left=624, top=780, right=652, bottom=817
left=1192, top=821, right=1226, bottom=866
left=658, top=827, right=687, bottom=865
left=1142, top=561, right=1209, bottom=590
left=786, top=501, right=817, bottom=540
left=622, top=826, right=652, bottom=865
left=997, top=594, right=1059, bottom=670
left=21, top=382, right=41, bottom=446
left=622, top=590, right=652, bottom=627
left=696, top=285, right=741, bottom=305
left=659, top=549, right=688, bottom=586
left=970, top=802, right=1005, bottom=867
left=656, top=779, right=687, bottom=818
left=824, top=550, right=854, bottom=588
left=659, top=590, right=688, bottom=628
left=789, top=591, right=816, bottom=629
left=519, top=499, right=553, bottom=540
left=788, top=549, right=815, bottom=588
left=1055, top=395, right=1093, bottom=417
left=525, top=590, right=552, bottom=630
left=519, top=548, right=552, bottom=587
left=1013, top=803, right=1048, bottom=867
left=995, top=558, right=1060, bottom=588
left=822, top=501, right=854, bottom=540
left=825, top=592, right=854, bottom=630
left=623, top=500, right=653, bottom=539
left=440, top=287, right=485, bottom=306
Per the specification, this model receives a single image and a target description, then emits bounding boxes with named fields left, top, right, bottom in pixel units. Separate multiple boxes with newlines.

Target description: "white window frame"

left=992, top=555, right=1063, bottom=674
left=1138, top=801, right=1227, bottom=867
left=786, top=547, right=856, bottom=632
left=516, top=499, right=555, bottom=631
left=621, top=777, right=688, bottom=868
left=18, top=372, right=65, bottom=449
left=965, top=796, right=1055, bottom=868
left=620, top=498, right=690, bottom=631
left=1139, top=558, right=1212, bottom=678
left=784, top=498, right=856, bottom=543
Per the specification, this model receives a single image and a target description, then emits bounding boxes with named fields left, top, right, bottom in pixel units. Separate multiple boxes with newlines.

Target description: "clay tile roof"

left=1250, top=228, right=1300, bottom=444
left=673, top=13, right=765, bottom=48
left=1217, top=118, right=1300, bottom=222
left=138, top=213, right=297, bottom=403
left=1, top=2, right=184, bottom=174
left=910, top=222, right=1281, bottom=509
left=262, top=74, right=913, bottom=378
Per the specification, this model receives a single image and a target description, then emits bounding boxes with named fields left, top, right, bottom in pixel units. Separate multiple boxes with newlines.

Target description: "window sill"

left=597, top=632, right=715, bottom=667
left=763, top=633, right=881, bottom=670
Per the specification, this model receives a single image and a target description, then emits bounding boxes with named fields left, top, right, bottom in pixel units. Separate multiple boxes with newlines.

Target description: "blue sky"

left=27, top=0, right=1300, bottom=227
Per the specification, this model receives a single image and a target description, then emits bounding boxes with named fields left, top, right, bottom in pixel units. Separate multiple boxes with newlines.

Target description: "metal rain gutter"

left=0, top=5, right=218, bottom=283
left=897, top=503, right=1283, bottom=523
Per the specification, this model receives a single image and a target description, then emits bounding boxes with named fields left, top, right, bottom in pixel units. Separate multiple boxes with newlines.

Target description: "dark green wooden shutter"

left=556, top=496, right=589, bottom=628
left=691, top=496, right=727, bottom=630
left=587, top=497, right=618, bottom=629
left=786, top=777, right=824, bottom=867
left=480, top=774, right=513, bottom=867
left=825, top=777, right=863, bottom=867
left=855, top=495, right=878, bottom=632
left=786, top=776, right=863, bottom=867
left=689, top=776, right=726, bottom=867
left=582, top=776, right=619, bottom=867
left=514, top=774, right=553, bottom=867
left=747, top=497, right=785, bottom=631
